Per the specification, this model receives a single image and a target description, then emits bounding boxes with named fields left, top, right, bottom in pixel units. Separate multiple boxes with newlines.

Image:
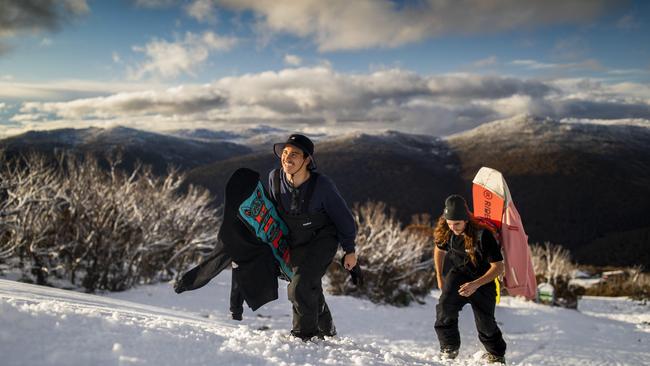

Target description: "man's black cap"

left=273, top=134, right=317, bottom=170
left=443, top=194, right=470, bottom=221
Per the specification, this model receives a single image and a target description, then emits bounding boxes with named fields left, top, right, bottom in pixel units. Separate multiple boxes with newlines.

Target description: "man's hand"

left=458, top=281, right=480, bottom=297
left=343, top=252, right=357, bottom=270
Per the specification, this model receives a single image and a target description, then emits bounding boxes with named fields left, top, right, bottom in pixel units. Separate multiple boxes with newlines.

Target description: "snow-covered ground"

left=1, top=272, right=649, bottom=366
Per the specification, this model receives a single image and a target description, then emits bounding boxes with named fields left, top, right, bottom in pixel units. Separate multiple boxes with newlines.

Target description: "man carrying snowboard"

left=269, top=134, right=357, bottom=341
left=433, top=194, right=507, bottom=364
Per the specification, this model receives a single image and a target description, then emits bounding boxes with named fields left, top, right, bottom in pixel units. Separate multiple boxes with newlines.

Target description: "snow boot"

left=319, top=323, right=337, bottom=337
left=440, top=347, right=459, bottom=360
left=290, top=330, right=320, bottom=342
left=481, top=352, right=506, bottom=364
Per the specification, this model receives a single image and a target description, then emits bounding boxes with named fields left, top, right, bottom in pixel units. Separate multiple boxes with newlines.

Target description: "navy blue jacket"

left=268, top=169, right=356, bottom=253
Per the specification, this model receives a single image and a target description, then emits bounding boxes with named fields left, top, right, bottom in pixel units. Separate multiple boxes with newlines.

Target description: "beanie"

left=443, top=194, right=469, bottom=221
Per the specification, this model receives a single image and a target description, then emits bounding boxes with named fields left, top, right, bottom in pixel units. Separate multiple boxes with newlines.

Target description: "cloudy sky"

left=0, top=0, right=649, bottom=137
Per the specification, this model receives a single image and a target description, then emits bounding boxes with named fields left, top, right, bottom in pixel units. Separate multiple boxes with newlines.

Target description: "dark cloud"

left=427, top=76, right=556, bottom=100
left=218, top=0, right=625, bottom=51
left=555, top=99, right=650, bottom=120
left=0, top=42, right=12, bottom=55
left=0, top=0, right=59, bottom=33
left=0, top=0, right=88, bottom=55
left=132, top=0, right=178, bottom=9
left=116, top=93, right=227, bottom=115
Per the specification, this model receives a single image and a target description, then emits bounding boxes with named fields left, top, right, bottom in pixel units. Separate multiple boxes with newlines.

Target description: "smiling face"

left=446, top=219, right=467, bottom=236
left=281, top=144, right=310, bottom=175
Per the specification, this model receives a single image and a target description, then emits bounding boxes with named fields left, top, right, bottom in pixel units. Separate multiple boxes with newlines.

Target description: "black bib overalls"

left=274, top=172, right=339, bottom=338
left=435, top=233, right=507, bottom=357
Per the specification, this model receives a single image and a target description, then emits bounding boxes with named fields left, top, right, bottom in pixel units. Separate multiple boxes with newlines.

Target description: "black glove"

left=340, top=256, right=364, bottom=287
left=173, top=280, right=186, bottom=294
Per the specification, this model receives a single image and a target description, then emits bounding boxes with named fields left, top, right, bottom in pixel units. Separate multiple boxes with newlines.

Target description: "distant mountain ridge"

left=0, top=126, right=251, bottom=174
left=167, top=125, right=328, bottom=151
left=170, top=125, right=287, bottom=142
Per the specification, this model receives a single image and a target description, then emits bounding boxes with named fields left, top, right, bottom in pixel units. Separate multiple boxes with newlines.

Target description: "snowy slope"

left=1, top=273, right=649, bottom=366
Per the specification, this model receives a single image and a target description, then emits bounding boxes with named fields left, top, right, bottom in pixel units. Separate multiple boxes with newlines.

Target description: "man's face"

left=281, top=145, right=308, bottom=175
left=446, top=220, right=467, bottom=235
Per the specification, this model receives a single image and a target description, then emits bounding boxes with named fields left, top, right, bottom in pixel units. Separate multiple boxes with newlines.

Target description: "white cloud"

left=40, top=38, right=53, bottom=47
left=552, top=36, right=591, bottom=60
left=64, top=0, right=90, bottom=14
left=217, top=0, right=620, bottom=51
left=511, top=59, right=603, bottom=72
left=134, top=0, right=177, bottom=8
left=0, top=43, right=12, bottom=55
left=0, top=79, right=167, bottom=102
left=185, top=0, right=217, bottom=24
left=512, top=60, right=558, bottom=70
left=10, top=113, right=49, bottom=123
left=112, top=52, right=122, bottom=64
left=129, top=31, right=237, bottom=80
left=283, top=54, right=302, bottom=66
left=472, top=56, right=498, bottom=68
left=18, top=84, right=227, bottom=121
left=201, top=31, right=235, bottom=49
left=607, top=69, right=650, bottom=76
left=6, top=67, right=650, bottom=137
left=561, top=118, right=650, bottom=128
left=616, top=14, right=640, bottom=30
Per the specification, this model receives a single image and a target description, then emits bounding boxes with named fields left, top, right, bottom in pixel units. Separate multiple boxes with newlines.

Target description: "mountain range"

left=2, top=116, right=649, bottom=268
left=0, top=126, right=250, bottom=174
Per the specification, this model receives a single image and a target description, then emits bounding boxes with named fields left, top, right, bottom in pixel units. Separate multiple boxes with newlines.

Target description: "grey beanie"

left=443, top=194, right=469, bottom=221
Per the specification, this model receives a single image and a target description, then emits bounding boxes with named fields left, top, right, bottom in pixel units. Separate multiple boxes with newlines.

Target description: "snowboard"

left=472, top=167, right=508, bottom=230
left=176, top=168, right=289, bottom=311
left=472, top=167, right=537, bottom=300
left=237, top=171, right=294, bottom=280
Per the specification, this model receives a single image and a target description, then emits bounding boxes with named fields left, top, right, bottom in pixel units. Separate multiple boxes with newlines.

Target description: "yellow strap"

left=495, top=278, right=501, bottom=304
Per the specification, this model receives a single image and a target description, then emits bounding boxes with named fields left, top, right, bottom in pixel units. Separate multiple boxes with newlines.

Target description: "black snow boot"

left=290, top=330, right=320, bottom=342
left=440, top=347, right=459, bottom=360
left=481, top=352, right=506, bottom=364
left=318, top=323, right=337, bottom=337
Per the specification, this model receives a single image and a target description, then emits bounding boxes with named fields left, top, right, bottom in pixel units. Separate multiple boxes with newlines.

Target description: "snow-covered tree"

left=327, top=201, right=436, bottom=306
left=0, top=152, right=221, bottom=291
left=531, top=242, right=575, bottom=285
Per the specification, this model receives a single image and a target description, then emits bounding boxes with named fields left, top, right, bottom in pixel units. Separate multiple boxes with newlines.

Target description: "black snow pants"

left=229, top=272, right=244, bottom=317
left=434, top=269, right=507, bottom=356
left=285, top=218, right=338, bottom=338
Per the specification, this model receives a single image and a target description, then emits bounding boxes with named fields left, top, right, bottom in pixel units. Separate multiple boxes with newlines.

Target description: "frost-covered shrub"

left=0, top=152, right=220, bottom=291
left=327, top=201, right=436, bottom=306
left=531, top=242, right=575, bottom=285
left=531, top=242, right=583, bottom=307
left=585, top=266, right=650, bottom=300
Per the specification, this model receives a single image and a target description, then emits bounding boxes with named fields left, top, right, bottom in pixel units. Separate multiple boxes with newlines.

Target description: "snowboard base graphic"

left=236, top=168, right=293, bottom=280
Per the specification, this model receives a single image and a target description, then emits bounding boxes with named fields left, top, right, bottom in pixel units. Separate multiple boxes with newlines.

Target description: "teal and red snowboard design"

left=238, top=181, right=293, bottom=280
